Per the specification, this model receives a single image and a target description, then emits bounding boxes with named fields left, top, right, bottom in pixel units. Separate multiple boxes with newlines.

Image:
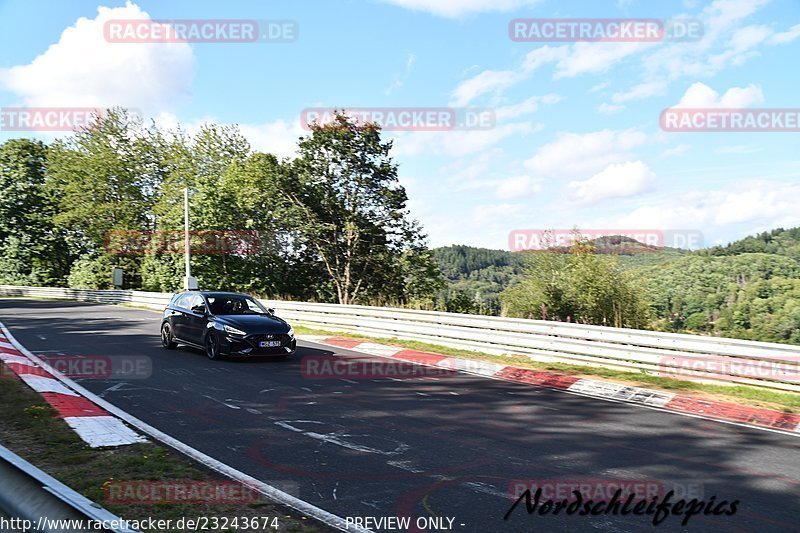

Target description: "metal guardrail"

left=1, top=285, right=798, bottom=392
left=0, top=443, right=138, bottom=533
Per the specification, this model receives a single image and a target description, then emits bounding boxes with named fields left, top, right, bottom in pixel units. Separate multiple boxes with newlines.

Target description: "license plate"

left=259, top=340, right=281, bottom=348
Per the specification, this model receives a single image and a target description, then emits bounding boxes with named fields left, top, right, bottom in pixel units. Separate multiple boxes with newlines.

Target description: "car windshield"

left=206, top=295, right=268, bottom=316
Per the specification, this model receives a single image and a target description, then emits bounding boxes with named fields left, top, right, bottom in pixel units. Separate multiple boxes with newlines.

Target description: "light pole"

left=183, top=187, right=198, bottom=290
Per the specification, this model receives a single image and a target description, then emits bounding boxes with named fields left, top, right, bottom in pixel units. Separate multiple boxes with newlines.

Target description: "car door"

left=183, top=293, right=208, bottom=346
left=169, top=293, right=192, bottom=341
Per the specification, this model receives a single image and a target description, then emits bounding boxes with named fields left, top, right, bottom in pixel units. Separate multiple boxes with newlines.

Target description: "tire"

left=205, top=332, right=223, bottom=360
left=161, top=323, right=177, bottom=349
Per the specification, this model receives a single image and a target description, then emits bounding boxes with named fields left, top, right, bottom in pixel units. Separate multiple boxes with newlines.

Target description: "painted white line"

left=0, top=340, right=14, bottom=350
left=202, top=394, right=242, bottom=410
left=387, top=460, right=423, bottom=473
left=63, top=416, right=147, bottom=448
left=463, top=481, right=508, bottom=499
left=1, top=323, right=372, bottom=533
left=352, top=342, right=404, bottom=357
left=99, top=382, right=127, bottom=398
left=300, top=335, right=330, bottom=343
left=436, top=357, right=506, bottom=377
left=19, top=375, right=80, bottom=396
left=274, top=421, right=410, bottom=456
left=567, top=379, right=676, bottom=408
left=0, top=353, right=36, bottom=366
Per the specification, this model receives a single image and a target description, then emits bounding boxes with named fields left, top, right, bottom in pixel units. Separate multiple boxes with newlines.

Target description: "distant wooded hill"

left=433, top=227, right=800, bottom=344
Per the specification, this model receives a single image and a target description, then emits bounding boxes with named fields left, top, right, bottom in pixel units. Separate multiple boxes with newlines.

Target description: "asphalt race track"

left=1, top=299, right=798, bottom=532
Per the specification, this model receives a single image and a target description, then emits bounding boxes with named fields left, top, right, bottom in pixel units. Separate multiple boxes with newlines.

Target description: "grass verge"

left=295, top=325, right=800, bottom=413
left=0, top=365, right=329, bottom=533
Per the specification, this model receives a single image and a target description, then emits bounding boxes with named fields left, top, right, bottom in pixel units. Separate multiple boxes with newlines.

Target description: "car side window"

left=189, top=294, right=206, bottom=313
left=174, top=293, right=191, bottom=310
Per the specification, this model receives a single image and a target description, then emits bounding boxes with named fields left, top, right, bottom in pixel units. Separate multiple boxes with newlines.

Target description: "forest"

left=433, top=228, right=800, bottom=344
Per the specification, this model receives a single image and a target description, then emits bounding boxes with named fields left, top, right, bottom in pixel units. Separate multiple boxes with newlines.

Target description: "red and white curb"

left=0, top=326, right=146, bottom=448
left=303, top=335, right=800, bottom=435
left=0, top=326, right=367, bottom=533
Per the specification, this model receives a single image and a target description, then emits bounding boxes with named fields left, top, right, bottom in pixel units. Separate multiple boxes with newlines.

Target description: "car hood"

left=214, top=314, right=290, bottom=334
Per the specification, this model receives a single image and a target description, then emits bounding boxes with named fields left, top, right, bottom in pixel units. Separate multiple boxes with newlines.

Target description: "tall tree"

left=501, top=240, right=650, bottom=328
left=282, top=112, right=434, bottom=305
left=46, top=108, right=164, bottom=288
left=0, top=139, right=71, bottom=285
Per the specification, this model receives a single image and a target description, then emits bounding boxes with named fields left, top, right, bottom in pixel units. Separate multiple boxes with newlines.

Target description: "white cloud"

left=392, top=121, right=539, bottom=158
left=0, top=2, right=194, bottom=113
left=657, top=144, right=692, bottom=159
left=598, top=103, right=625, bottom=115
left=379, top=0, right=541, bottom=18
left=451, top=40, right=651, bottom=106
left=451, top=70, right=521, bottom=107
left=442, top=148, right=504, bottom=185
left=715, top=144, right=758, bottom=154
left=495, top=175, right=543, bottom=200
left=605, top=181, right=800, bottom=238
left=674, top=82, right=764, bottom=108
left=714, top=187, right=794, bottom=225
left=769, top=23, right=800, bottom=44
left=494, top=93, right=561, bottom=121
left=238, top=119, right=305, bottom=158
left=642, top=0, right=772, bottom=80
left=385, top=52, right=417, bottom=95
left=564, top=161, right=656, bottom=206
left=471, top=202, right=526, bottom=225
left=553, top=42, right=650, bottom=79
left=611, top=81, right=667, bottom=103
left=727, top=24, right=773, bottom=50
left=154, top=112, right=303, bottom=158
left=524, top=128, right=648, bottom=179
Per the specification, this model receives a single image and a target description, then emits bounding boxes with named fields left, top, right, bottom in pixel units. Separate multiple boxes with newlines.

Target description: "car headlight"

left=224, top=325, right=246, bottom=336
left=287, top=326, right=295, bottom=338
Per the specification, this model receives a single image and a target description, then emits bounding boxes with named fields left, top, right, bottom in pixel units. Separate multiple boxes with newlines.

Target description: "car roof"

left=174, top=291, right=252, bottom=298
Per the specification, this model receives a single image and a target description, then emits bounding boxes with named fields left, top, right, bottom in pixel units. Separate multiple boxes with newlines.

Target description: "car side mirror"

left=191, top=305, right=207, bottom=315
left=267, top=308, right=275, bottom=315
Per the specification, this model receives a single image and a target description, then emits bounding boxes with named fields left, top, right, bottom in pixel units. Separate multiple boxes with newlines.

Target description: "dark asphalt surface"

left=1, top=298, right=798, bottom=533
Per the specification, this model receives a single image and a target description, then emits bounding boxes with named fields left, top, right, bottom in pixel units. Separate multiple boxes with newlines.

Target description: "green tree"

left=281, top=112, right=435, bottom=304
left=501, top=241, right=650, bottom=328
left=0, top=139, right=71, bottom=285
left=46, top=108, right=164, bottom=287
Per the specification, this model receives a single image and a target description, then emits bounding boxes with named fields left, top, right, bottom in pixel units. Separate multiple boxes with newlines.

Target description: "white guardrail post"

left=0, top=285, right=798, bottom=392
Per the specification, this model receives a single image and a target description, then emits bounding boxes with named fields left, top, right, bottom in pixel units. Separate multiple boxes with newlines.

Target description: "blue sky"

left=1, top=0, right=799, bottom=250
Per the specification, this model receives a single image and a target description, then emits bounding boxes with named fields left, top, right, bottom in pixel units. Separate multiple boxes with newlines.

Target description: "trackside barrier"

left=1, top=285, right=799, bottom=392
left=0, top=443, right=138, bottom=532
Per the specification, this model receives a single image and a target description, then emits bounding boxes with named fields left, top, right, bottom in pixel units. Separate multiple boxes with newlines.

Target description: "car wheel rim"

left=161, top=325, right=171, bottom=346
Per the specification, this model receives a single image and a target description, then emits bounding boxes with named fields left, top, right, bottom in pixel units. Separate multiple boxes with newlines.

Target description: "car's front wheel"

left=205, top=332, right=223, bottom=360
left=161, top=323, right=177, bottom=349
